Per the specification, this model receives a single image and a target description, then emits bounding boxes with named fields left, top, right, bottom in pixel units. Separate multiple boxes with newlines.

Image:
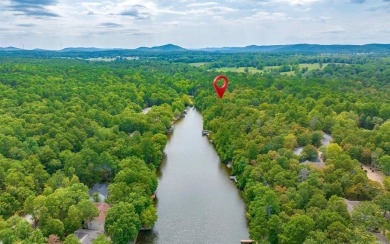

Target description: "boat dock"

left=229, top=176, right=237, bottom=183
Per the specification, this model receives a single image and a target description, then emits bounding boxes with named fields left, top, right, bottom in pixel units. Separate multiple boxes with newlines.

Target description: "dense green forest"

left=196, top=56, right=390, bottom=243
left=0, top=53, right=389, bottom=243
left=0, top=58, right=191, bottom=243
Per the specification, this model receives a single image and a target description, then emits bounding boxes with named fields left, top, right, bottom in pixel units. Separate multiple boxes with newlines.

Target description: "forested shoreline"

left=0, top=59, right=190, bottom=243
left=196, top=56, right=390, bottom=243
left=0, top=53, right=389, bottom=243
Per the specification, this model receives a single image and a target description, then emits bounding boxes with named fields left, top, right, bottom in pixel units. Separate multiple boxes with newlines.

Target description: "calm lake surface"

left=137, top=108, right=249, bottom=244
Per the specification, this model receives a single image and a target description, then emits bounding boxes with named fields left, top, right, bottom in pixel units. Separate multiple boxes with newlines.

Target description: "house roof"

left=95, top=202, right=111, bottom=223
left=89, top=183, right=108, bottom=197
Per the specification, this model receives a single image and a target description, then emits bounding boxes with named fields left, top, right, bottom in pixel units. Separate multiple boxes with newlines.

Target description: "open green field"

left=263, top=65, right=281, bottom=71
left=189, top=62, right=209, bottom=67
left=300, top=63, right=328, bottom=70
left=212, top=67, right=263, bottom=74
left=264, top=63, right=328, bottom=71
left=211, top=63, right=328, bottom=75
left=281, top=71, right=295, bottom=76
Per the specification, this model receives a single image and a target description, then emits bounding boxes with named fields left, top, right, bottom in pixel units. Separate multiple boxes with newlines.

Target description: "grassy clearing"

left=263, top=66, right=281, bottom=71
left=189, top=62, right=209, bottom=67
left=264, top=63, right=328, bottom=71
left=209, top=63, right=328, bottom=75
left=212, top=67, right=263, bottom=74
left=300, top=63, right=328, bottom=70
left=281, top=71, right=295, bottom=76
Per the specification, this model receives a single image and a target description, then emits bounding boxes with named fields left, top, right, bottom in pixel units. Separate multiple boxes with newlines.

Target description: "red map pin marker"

left=213, top=75, right=228, bottom=99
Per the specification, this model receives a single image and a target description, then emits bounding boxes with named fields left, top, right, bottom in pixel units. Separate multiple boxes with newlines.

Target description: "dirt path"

left=372, top=233, right=389, bottom=244
left=362, top=165, right=385, bottom=187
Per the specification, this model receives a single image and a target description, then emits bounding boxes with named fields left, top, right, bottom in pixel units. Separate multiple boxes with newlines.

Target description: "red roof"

left=94, top=202, right=111, bottom=223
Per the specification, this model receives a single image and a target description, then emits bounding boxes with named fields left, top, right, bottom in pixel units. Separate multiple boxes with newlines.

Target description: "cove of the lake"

left=137, top=108, right=249, bottom=244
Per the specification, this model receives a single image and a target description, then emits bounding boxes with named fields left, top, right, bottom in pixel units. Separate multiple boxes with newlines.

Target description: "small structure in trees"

left=89, top=184, right=108, bottom=203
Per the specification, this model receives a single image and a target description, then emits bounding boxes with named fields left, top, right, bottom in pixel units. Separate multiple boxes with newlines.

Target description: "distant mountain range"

left=2, top=43, right=390, bottom=54
left=0, top=46, right=24, bottom=51
left=61, top=47, right=110, bottom=52
left=198, top=44, right=390, bottom=53
left=136, top=44, right=186, bottom=52
left=199, top=45, right=286, bottom=52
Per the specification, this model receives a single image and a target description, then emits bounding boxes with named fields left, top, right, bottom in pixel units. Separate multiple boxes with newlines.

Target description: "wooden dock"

left=229, top=176, right=237, bottom=183
left=166, top=127, right=173, bottom=135
left=241, top=240, right=256, bottom=244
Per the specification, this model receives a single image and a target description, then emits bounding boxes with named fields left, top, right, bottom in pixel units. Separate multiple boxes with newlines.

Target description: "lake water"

left=137, top=108, right=249, bottom=244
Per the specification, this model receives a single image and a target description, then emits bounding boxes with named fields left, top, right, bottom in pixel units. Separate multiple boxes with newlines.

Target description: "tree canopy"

left=0, top=52, right=389, bottom=243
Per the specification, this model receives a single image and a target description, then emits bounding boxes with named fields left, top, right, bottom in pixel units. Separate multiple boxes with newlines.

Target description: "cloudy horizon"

left=1, top=0, right=390, bottom=50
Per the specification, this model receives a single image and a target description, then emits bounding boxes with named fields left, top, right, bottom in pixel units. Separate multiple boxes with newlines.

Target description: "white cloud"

left=0, top=0, right=389, bottom=49
left=284, top=0, right=323, bottom=5
left=256, top=0, right=324, bottom=6
left=186, top=5, right=237, bottom=16
left=246, top=11, right=287, bottom=20
left=319, top=26, right=346, bottom=34
left=187, top=2, right=219, bottom=7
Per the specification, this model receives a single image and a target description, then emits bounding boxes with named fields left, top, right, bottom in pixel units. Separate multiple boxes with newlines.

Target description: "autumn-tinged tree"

left=283, top=134, right=298, bottom=150
left=140, top=205, right=158, bottom=228
left=47, top=235, right=62, bottom=244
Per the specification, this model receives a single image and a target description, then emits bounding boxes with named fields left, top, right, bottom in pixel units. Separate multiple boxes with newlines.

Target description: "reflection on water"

left=137, top=108, right=249, bottom=244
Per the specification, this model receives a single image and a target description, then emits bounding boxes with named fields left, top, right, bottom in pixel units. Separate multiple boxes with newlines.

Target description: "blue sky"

left=1, top=0, right=390, bottom=49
